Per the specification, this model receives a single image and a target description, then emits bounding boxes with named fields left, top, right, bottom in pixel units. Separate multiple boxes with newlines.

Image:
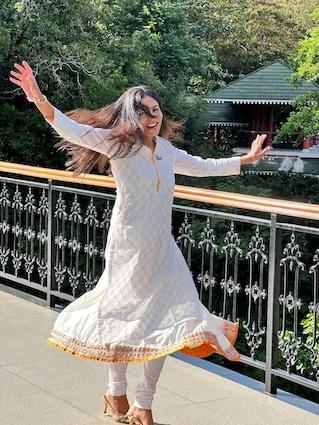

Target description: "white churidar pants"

left=108, top=356, right=166, bottom=409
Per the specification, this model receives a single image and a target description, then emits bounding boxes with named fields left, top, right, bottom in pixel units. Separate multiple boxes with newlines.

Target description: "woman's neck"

left=143, top=135, right=156, bottom=149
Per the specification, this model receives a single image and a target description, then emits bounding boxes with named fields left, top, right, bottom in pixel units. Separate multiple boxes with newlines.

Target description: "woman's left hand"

left=243, top=134, right=271, bottom=164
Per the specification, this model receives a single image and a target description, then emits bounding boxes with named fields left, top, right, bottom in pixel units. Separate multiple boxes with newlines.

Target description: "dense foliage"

left=210, top=0, right=318, bottom=77
left=275, top=10, right=319, bottom=144
left=0, top=0, right=318, bottom=193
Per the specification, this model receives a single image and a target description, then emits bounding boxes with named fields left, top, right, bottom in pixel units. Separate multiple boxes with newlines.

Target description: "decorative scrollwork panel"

left=242, top=225, right=268, bottom=360
left=278, top=232, right=305, bottom=373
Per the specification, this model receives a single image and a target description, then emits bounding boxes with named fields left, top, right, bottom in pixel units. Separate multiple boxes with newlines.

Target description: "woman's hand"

left=9, top=60, right=43, bottom=101
left=9, top=60, right=54, bottom=121
left=240, top=134, right=272, bottom=165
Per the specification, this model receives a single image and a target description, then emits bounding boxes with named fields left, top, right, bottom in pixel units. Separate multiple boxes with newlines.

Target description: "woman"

left=9, top=60, right=270, bottom=425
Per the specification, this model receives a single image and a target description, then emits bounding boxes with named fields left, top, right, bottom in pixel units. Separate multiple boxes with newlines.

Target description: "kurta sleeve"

left=45, top=106, right=116, bottom=156
left=172, top=146, right=241, bottom=177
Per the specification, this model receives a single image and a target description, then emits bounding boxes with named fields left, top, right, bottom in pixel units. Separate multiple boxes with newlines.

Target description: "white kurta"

left=46, top=107, right=242, bottom=363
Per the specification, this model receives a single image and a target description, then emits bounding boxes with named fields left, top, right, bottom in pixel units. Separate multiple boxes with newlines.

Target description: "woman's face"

left=138, top=95, right=163, bottom=139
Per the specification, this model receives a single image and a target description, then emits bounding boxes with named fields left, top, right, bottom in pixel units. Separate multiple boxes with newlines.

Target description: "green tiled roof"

left=204, top=102, right=248, bottom=126
left=205, top=61, right=319, bottom=104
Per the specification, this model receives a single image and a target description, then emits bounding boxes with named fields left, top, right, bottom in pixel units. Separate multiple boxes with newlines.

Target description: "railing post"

left=265, top=213, right=282, bottom=395
left=46, top=179, right=56, bottom=307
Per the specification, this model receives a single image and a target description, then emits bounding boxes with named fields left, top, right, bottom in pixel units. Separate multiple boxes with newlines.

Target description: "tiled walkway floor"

left=1, top=289, right=318, bottom=425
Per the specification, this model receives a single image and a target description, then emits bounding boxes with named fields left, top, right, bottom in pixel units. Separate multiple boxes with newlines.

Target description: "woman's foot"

left=105, top=392, right=130, bottom=415
left=126, top=405, right=154, bottom=425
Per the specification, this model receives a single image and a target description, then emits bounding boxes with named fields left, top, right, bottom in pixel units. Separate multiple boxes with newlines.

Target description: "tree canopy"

left=1, top=0, right=319, bottom=166
left=291, top=9, right=319, bottom=83
left=209, top=0, right=318, bottom=77
left=275, top=9, right=319, bottom=144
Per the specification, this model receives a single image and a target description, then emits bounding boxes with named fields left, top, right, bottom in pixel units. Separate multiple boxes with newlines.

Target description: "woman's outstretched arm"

left=42, top=105, right=114, bottom=156
left=172, top=135, right=271, bottom=176
left=172, top=148, right=241, bottom=176
left=9, top=60, right=115, bottom=157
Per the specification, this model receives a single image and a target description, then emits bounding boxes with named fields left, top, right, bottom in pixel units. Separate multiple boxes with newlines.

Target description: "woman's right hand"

left=9, top=60, right=43, bottom=102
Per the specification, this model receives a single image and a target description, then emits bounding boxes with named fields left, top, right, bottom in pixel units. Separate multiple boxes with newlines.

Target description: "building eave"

left=204, top=98, right=293, bottom=105
left=207, top=121, right=249, bottom=127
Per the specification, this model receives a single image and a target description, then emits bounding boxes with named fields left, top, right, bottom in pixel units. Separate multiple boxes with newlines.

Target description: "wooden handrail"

left=0, top=161, right=318, bottom=221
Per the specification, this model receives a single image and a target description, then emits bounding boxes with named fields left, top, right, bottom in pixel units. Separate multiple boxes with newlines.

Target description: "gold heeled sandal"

left=103, top=393, right=130, bottom=424
left=127, top=416, right=143, bottom=425
left=126, top=407, right=152, bottom=425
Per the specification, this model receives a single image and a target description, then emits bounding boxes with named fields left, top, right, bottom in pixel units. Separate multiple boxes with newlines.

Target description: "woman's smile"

left=146, top=122, right=159, bottom=131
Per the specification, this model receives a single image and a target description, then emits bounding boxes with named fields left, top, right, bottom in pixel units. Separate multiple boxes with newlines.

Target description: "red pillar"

left=268, top=105, right=273, bottom=144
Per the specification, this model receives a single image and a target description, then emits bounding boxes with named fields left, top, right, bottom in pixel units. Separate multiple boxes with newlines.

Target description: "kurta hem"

left=47, top=321, right=240, bottom=364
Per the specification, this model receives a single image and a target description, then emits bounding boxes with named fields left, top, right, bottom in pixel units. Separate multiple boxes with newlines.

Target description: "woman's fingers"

left=255, top=146, right=271, bottom=160
left=262, top=146, right=271, bottom=155
left=9, top=77, right=24, bottom=87
left=252, top=134, right=266, bottom=147
left=256, top=134, right=267, bottom=145
left=10, top=70, right=23, bottom=80
left=251, top=134, right=268, bottom=156
left=249, top=141, right=271, bottom=163
left=9, top=61, right=41, bottom=102
left=14, top=62, right=27, bottom=74
left=22, top=60, right=34, bottom=76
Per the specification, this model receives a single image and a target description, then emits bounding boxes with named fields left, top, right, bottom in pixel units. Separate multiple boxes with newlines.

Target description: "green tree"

left=211, top=0, right=319, bottom=77
left=291, top=9, right=319, bottom=83
left=0, top=0, right=224, bottom=166
left=275, top=10, right=319, bottom=145
left=274, top=92, right=319, bottom=145
left=0, top=0, right=128, bottom=107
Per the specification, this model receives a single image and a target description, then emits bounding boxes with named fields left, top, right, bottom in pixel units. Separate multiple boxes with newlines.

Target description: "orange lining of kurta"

left=180, top=319, right=239, bottom=358
left=46, top=322, right=240, bottom=364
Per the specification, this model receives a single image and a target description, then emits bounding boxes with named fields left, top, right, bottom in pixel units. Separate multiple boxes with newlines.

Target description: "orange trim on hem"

left=46, top=322, right=241, bottom=364
left=180, top=321, right=240, bottom=360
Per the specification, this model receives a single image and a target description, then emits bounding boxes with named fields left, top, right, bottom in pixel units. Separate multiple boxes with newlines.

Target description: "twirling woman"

left=10, top=60, right=270, bottom=425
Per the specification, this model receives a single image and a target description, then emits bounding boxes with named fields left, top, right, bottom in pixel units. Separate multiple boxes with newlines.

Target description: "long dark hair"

left=55, top=85, right=184, bottom=175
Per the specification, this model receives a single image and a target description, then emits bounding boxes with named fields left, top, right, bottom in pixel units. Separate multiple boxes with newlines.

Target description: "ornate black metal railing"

left=0, top=162, right=318, bottom=397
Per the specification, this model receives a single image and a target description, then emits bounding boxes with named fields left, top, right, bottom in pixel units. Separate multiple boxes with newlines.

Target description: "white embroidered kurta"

left=46, top=107, right=242, bottom=363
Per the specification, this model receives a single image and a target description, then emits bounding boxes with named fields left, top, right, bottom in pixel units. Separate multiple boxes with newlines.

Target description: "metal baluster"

left=176, top=213, right=195, bottom=268
left=277, top=232, right=305, bottom=373
left=197, top=217, right=218, bottom=310
left=243, top=225, right=268, bottom=360
left=99, top=200, right=112, bottom=268
left=220, top=221, right=242, bottom=321
left=37, top=189, right=48, bottom=286
left=46, top=181, right=55, bottom=307
left=307, top=248, right=319, bottom=382
left=0, top=184, right=11, bottom=272
left=11, top=185, right=23, bottom=276
left=68, top=195, right=82, bottom=297
left=84, top=198, right=99, bottom=291
left=23, top=188, right=36, bottom=281
left=265, top=213, right=282, bottom=395
left=54, top=192, right=68, bottom=293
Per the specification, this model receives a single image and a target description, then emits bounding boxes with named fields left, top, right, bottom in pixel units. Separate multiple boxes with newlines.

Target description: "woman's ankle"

left=106, top=392, right=129, bottom=412
left=107, top=391, right=127, bottom=398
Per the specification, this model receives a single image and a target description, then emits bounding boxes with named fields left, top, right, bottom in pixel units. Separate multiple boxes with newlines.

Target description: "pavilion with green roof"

left=204, top=61, right=319, bottom=146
